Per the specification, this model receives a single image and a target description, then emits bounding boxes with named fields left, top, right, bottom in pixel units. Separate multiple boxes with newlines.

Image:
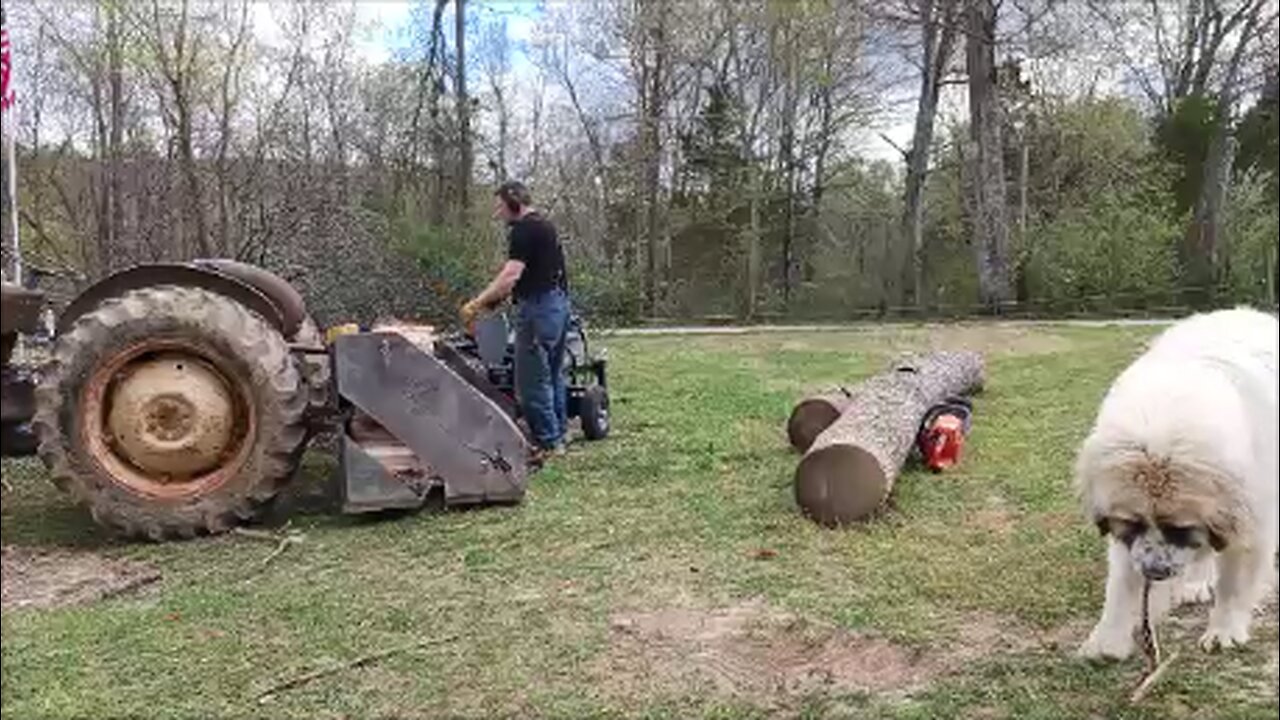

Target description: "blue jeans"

left=514, top=289, right=569, bottom=449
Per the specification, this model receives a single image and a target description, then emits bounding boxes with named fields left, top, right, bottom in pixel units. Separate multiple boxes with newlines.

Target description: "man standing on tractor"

left=461, top=181, right=571, bottom=460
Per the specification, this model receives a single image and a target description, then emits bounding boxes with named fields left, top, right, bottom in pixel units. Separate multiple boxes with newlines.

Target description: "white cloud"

left=249, top=0, right=414, bottom=64
left=351, top=1, right=416, bottom=64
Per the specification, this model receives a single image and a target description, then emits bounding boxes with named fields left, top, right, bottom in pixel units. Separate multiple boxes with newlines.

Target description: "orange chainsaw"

left=916, top=397, right=974, bottom=473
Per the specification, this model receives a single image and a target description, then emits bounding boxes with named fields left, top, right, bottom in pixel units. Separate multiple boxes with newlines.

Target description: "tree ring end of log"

left=794, top=445, right=889, bottom=527
left=786, top=399, right=844, bottom=453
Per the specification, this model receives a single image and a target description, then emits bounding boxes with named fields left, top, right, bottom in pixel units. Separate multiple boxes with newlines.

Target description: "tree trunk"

left=90, top=3, right=110, bottom=273
left=780, top=22, right=798, bottom=309
left=492, top=80, right=508, bottom=181
left=216, top=1, right=250, bottom=258
left=529, top=69, right=545, bottom=179
left=148, top=0, right=208, bottom=259
left=107, top=1, right=125, bottom=267
left=1183, top=133, right=1237, bottom=305
left=642, top=3, right=666, bottom=315
left=793, top=351, right=985, bottom=526
left=964, top=0, right=1012, bottom=311
left=1015, top=139, right=1029, bottom=304
left=1179, top=0, right=1262, bottom=308
left=455, top=0, right=471, bottom=227
left=745, top=164, right=763, bottom=320
left=428, top=0, right=447, bottom=225
left=903, top=0, right=958, bottom=309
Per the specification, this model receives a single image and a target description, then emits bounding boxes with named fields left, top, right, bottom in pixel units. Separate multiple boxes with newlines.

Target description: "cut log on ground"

left=787, top=389, right=855, bottom=453
left=793, top=351, right=985, bottom=526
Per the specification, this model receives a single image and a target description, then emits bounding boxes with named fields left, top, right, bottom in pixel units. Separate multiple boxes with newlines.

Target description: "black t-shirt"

left=507, top=213, right=567, bottom=300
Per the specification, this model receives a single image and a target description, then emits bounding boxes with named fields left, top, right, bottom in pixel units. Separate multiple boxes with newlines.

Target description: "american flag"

left=1, top=20, right=13, bottom=111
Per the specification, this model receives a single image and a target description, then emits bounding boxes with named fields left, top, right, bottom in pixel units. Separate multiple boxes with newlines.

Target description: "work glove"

left=460, top=299, right=482, bottom=332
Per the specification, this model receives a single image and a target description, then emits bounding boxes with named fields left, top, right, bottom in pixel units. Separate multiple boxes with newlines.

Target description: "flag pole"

left=2, top=12, right=19, bottom=286
left=4, top=124, right=18, bottom=286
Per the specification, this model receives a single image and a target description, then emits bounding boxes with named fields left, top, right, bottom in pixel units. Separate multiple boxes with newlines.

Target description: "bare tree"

left=1085, top=0, right=1278, bottom=304
left=479, top=18, right=511, bottom=182
left=639, top=0, right=668, bottom=313
left=964, top=0, right=1013, bottom=309
left=896, top=0, right=961, bottom=308
left=455, top=0, right=471, bottom=226
left=143, top=0, right=208, bottom=257
left=1182, top=0, right=1271, bottom=301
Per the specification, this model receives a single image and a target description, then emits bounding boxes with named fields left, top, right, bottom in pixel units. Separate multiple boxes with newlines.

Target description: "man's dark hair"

left=496, top=180, right=533, bottom=213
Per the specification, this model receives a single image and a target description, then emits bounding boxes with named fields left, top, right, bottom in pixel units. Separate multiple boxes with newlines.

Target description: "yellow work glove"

left=459, top=299, right=482, bottom=331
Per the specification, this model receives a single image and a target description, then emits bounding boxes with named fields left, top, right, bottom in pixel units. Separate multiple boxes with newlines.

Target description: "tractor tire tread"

left=32, top=285, right=308, bottom=540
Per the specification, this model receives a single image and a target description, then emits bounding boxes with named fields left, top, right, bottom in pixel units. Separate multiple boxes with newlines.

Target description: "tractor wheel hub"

left=107, top=354, right=237, bottom=478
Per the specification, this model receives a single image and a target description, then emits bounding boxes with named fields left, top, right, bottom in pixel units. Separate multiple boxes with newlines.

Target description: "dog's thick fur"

left=1076, top=307, right=1278, bottom=659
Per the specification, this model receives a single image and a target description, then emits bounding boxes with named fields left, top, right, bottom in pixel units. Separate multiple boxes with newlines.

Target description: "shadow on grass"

left=1, top=458, right=119, bottom=549
left=0, top=446, right=450, bottom=548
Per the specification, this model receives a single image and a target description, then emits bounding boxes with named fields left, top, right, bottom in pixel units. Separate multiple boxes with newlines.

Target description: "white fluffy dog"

left=1076, top=307, right=1278, bottom=659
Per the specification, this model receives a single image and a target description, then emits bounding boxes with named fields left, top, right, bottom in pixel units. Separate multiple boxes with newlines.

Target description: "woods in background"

left=1, top=0, right=1277, bottom=326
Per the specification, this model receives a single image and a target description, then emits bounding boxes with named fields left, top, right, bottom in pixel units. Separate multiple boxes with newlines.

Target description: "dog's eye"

left=1158, top=524, right=1203, bottom=548
left=1113, top=518, right=1146, bottom=545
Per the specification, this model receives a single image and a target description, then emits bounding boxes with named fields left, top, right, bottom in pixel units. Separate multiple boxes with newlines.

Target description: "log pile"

left=789, top=351, right=985, bottom=526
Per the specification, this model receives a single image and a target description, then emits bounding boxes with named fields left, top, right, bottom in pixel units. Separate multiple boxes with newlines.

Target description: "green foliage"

left=567, top=264, right=647, bottom=325
left=927, top=97, right=1193, bottom=312
left=1018, top=98, right=1185, bottom=308
left=666, top=80, right=755, bottom=319
left=1236, top=77, right=1280, bottom=204
left=397, top=209, right=649, bottom=325
left=1023, top=187, right=1182, bottom=309
left=791, top=159, right=903, bottom=315
left=1023, top=98, right=1161, bottom=219
left=922, top=126, right=981, bottom=310
left=397, top=218, right=496, bottom=321
left=1223, top=171, right=1280, bottom=306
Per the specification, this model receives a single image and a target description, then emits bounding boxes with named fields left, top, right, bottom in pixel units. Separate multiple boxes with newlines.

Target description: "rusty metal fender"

left=56, top=263, right=297, bottom=338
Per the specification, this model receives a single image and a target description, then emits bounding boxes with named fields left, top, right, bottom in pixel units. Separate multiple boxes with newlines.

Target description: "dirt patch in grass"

left=1, top=545, right=160, bottom=610
left=964, top=497, right=1019, bottom=537
left=598, top=598, right=1051, bottom=703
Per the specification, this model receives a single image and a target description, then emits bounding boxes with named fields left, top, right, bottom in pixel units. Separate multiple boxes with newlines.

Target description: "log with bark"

left=793, top=351, right=985, bottom=526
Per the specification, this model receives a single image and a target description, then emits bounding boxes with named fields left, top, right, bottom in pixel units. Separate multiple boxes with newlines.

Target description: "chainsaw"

left=916, top=396, right=974, bottom=473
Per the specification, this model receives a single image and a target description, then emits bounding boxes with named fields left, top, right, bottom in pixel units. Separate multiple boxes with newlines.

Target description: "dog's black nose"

left=1142, top=564, right=1174, bottom=581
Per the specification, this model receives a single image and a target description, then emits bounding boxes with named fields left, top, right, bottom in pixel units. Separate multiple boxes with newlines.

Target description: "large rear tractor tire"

left=33, top=286, right=309, bottom=540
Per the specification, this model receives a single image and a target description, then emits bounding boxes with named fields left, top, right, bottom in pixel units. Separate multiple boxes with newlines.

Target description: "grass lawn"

left=2, top=323, right=1276, bottom=719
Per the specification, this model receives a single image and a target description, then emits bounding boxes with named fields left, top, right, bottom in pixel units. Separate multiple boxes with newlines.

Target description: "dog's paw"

left=1199, top=621, right=1250, bottom=652
left=1077, top=626, right=1135, bottom=661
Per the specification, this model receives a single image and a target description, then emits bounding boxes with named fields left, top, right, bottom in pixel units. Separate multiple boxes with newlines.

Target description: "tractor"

left=0, top=260, right=610, bottom=540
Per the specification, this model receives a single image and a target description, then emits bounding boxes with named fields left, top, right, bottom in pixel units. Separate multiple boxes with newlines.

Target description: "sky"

left=248, top=0, right=914, bottom=163
left=250, top=1, right=539, bottom=66
left=1, top=0, right=916, bottom=162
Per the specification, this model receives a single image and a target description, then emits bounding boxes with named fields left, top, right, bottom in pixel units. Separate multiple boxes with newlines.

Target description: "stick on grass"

left=255, top=635, right=459, bottom=702
left=259, top=534, right=302, bottom=567
left=1130, top=578, right=1178, bottom=704
left=1130, top=651, right=1181, bottom=703
left=232, top=525, right=304, bottom=567
left=231, top=527, right=284, bottom=543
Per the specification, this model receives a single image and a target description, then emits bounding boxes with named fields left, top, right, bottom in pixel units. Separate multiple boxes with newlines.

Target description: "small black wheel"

left=579, top=384, right=610, bottom=440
